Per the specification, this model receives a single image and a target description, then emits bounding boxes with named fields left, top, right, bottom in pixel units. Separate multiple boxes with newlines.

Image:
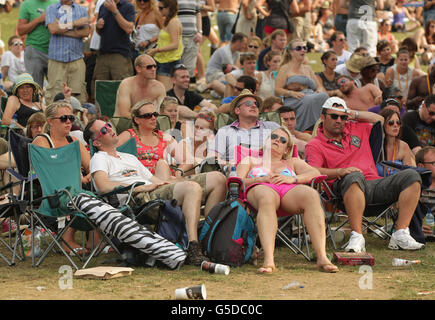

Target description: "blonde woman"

left=132, top=0, right=163, bottom=55
left=236, top=126, right=338, bottom=274
left=275, top=39, right=329, bottom=132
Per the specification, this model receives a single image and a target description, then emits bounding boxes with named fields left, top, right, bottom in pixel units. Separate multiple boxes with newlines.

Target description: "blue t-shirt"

left=221, top=96, right=236, bottom=104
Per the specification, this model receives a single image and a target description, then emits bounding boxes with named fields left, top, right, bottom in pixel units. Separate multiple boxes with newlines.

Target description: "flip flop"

left=257, top=265, right=277, bottom=274
left=317, top=263, right=339, bottom=273
left=101, top=245, right=114, bottom=254
left=66, top=247, right=88, bottom=257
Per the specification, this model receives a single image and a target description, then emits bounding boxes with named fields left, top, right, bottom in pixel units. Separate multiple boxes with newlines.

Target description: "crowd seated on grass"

left=0, top=0, right=432, bottom=271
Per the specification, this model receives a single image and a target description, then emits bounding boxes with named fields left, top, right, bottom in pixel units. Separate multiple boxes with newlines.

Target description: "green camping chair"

left=28, top=141, right=121, bottom=269
left=94, top=80, right=121, bottom=118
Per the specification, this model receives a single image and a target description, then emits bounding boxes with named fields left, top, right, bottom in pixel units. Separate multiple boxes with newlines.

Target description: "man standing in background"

left=17, top=0, right=58, bottom=88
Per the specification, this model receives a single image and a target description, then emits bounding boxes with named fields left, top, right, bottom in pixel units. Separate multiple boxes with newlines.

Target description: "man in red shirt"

left=306, top=97, right=425, bottom=252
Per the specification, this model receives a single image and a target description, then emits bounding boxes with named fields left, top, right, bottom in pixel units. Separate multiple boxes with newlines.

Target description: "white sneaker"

left=345, top=231, right=366, bottom=253
left=210, top=90, right=222, bottom=99
left=196, top=83, right=208, bottom=93
left=388, top=228, right=425, bottom=250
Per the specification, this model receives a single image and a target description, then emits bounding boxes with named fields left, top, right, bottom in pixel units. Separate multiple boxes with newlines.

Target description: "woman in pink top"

left=237, top=126, right=338, bottom=274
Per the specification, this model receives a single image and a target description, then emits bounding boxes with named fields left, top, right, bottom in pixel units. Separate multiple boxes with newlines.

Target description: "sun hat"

left=12, top=73, right=40, bottom=99
left=360, top=56, right=379, bottom=70
left=230, top=89, right=263, bottom=117
left=345, top=53, right=364, bottom=74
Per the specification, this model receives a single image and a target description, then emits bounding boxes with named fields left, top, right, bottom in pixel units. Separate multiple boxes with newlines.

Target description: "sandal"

left=65, top=247, right=89, bottom=257
left=317, top=263, right=339, bottom=273
left=257, top=265, right=277, bottom=274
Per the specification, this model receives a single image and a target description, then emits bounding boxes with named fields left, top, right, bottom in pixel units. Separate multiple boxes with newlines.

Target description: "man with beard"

left=305, top=97, right=425, bottom=252
left=337, top=74, right=382, bottom=111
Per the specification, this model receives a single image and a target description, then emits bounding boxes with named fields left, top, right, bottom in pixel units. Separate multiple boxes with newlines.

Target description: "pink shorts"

left=245, top=183, right=298, bottom=217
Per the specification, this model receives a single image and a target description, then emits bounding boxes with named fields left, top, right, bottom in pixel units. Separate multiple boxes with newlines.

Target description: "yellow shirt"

left=154, top=27, right=183, bottom=64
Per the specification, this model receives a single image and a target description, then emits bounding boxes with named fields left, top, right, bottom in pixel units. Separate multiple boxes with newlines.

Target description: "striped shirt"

left=178, top=0, right=200, bottom=37
left=46, top=2, right=88, bottom=62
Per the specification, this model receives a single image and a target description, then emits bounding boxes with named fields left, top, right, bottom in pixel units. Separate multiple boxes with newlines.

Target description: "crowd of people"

left=0, top=0, right=434, bottom=274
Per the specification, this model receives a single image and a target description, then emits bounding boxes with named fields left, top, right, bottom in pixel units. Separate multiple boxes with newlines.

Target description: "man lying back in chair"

left=305, top=97, right=425, bottom=252
left=84, top=119, right=209, bottom=266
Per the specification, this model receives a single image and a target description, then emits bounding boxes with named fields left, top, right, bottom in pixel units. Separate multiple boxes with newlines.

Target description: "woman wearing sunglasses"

left=376, top=108, right=416, bottom=177
left=132, top=0, right=162, bottom=56
left=117, top=99, right=188, bottom=179
left=275, top=39, right=329, bottom=133
left=32, top=100, right=96, bottom=256
left=146, top=0, right=183, bottom=91
left=236, top=126, right=338, bottom=274
left=159, top=96, right=185, bottom=142
left=1, top=35, right=26, bottom=92
left=178, top=111, right=216, bottom=175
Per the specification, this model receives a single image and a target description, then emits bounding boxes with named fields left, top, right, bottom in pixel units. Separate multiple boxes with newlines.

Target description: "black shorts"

left=202, top=15, right=211, bottom=37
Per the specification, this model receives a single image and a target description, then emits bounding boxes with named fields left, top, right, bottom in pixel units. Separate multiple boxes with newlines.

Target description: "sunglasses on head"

left=197, top=113, right=214, bottom=122
left=387, top=120, right=401, bottom=126
left=271, top=133, right=288, bottom=144
left=136, top=111, right=159, bottom=119
left=292, top=45, right=307, bottom=51
left=95, top=122, right=113, bottom=140
left=53, top=115, right=75, bottom=123
left=327, top=113, right=348, bottom=121
left=237, top=100, right=259, bottom=108
left=174, top=63, right=187, bottom=70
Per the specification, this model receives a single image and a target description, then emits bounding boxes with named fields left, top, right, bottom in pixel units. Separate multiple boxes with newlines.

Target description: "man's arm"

left=93, top=170, right=160, bottom=194
left=115, top=80, right=133, bottom=118
left=347, top=109, right=384, bottom=125
left=199, top=99, right=218, bottom=113
left=103, top=0, right=134, bottom=34
left=17, top=14, right=46, bottom=36
left=178, top=106, right=198, bottom=120
left=406, top=78, right=425, bottom=110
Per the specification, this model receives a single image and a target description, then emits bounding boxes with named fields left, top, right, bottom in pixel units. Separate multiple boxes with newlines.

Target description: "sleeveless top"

left=154, top=24, right=184, bottom=64
left=16, top=102, right=42, bottom=127
left=392, top=64, right=414, bottom=97
left=128, top=128, right=167, bottom=174
left=258, top=71, right=277, bottom=100
left=315, top=71, right=340, bottom=91
left=133, top=23, right=160, bottom=50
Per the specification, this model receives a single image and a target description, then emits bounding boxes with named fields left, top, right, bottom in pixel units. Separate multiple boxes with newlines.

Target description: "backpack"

left=156, top=199, right=189, bottom=250
left=199, top=199, right=256, bottom=267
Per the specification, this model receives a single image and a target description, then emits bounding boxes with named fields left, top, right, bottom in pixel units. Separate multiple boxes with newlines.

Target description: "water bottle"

left=424, top=209, right=434, bottom=232
left=392, top=258, right=421, bottom=267
left=10, top=114, right=18, bottom=129
left=228, top=166, right=239, bottom=199
left=282, top=280, right=304, bottom=290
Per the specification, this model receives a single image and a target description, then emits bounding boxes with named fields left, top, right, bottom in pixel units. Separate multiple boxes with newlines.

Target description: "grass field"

left=0, top=8, right=434, bottom=302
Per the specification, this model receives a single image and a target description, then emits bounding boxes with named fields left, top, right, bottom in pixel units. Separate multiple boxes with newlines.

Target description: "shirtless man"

left=337, top=75, right=382, bottom=111
left=113, top=54, right=166, bottom=118
left=406, top=64, right=435, bottom=111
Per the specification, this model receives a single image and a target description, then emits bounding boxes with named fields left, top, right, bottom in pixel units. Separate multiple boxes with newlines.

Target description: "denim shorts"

left=156, top=59, right=181, bottom=77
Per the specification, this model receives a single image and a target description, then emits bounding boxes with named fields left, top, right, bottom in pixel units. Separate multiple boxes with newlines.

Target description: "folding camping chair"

left=28, top=141, right=121, bottom=269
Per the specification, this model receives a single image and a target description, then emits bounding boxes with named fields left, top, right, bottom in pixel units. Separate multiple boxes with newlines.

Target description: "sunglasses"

left=271, top=133, right=288, bottom=144
left=292, top=45, right=307, bottom=51
left=136, top=0, right=150, bottom=2
left=136, top=111, right=159, bottom=119
left=95, top=122, right=113, bottom=140
left=237, top=100, right=259, bottom=108
left=53, top=115, right=75, bottom=123
left=337, top=38, right=346, bottom=42
left=197, top=113, right=214, bottom=122
left=158, top=5, right=167, bottom=10
left=387, top=120, right=401, bottom=126
left=248, top=45, right=259, bottom=49
left=234, top=86, right=244, bottom=92
left=339, top=78, right=348, bottom=85
left=327, top=113, right=348, bottom=121
left=428, top=111, right=435, bottom=117
left=174, top=63, right=187, bottom=70
left=422, top=160, right=435, bottom=165
left=12, top=42, right=23, bottom=46
left=142, top=64, right=157, bottom=70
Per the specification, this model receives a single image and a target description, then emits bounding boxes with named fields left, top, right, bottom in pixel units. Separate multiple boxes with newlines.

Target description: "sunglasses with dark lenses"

left=158, top=5, right=167, bottom=10
left=387, top=120, right=401, bottom=126
left=143, top=64, right=157, bottom=70
left=428, top=111, right=435, bottom=117
left=137, top=0, right=150, bottom=2
left=271, top=133, right=288, bottom=144
left=53, top=115, right=75, bottom=123
left=339, top=78, right=348, bottom=85
left=248, top=45, right=259, bottom=49
left=234, top=86, right=244, bottom=92
left=237, top=100, right=259, bottom=108
left=292, top=45, right=307, bottom=51
left=327, top=113, right=348, bottom=121
left=136, top=111, right=159, bottom=119
left=95, top=122, right=113, bottom=140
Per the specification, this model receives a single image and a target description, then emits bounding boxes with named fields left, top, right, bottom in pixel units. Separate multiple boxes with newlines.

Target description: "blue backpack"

left=199, top=199, right=256, bottom=267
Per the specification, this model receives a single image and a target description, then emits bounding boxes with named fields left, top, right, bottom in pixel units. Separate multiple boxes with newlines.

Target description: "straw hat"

left=345, top=54, right=364, bottom=73
left=12, top=73, right=40, bottom=100
left=230, top=89, right=263, bottom=117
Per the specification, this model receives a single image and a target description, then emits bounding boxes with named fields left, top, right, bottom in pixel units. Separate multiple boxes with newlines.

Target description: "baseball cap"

left=82, top=103, right=97, bottom=115
left=322, top=97, right=349, bottom=112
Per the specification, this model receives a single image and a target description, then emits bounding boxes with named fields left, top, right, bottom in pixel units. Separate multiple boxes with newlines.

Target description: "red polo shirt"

left=305, top=121, right=381, bottom=182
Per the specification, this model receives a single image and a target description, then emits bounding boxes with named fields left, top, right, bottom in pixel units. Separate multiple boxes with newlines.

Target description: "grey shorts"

left=333, top=169, right=422, bottom=206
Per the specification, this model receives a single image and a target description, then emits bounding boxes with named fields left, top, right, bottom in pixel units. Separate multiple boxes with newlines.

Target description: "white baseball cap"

left=322, top=97, right=349, bottom=113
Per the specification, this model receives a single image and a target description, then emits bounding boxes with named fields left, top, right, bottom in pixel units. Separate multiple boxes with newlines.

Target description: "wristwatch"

left=113, top=10, right=119, bottom=16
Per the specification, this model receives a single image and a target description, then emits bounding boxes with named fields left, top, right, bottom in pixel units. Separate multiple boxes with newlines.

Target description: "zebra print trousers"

left=68, top=193, right=187, bottom=270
